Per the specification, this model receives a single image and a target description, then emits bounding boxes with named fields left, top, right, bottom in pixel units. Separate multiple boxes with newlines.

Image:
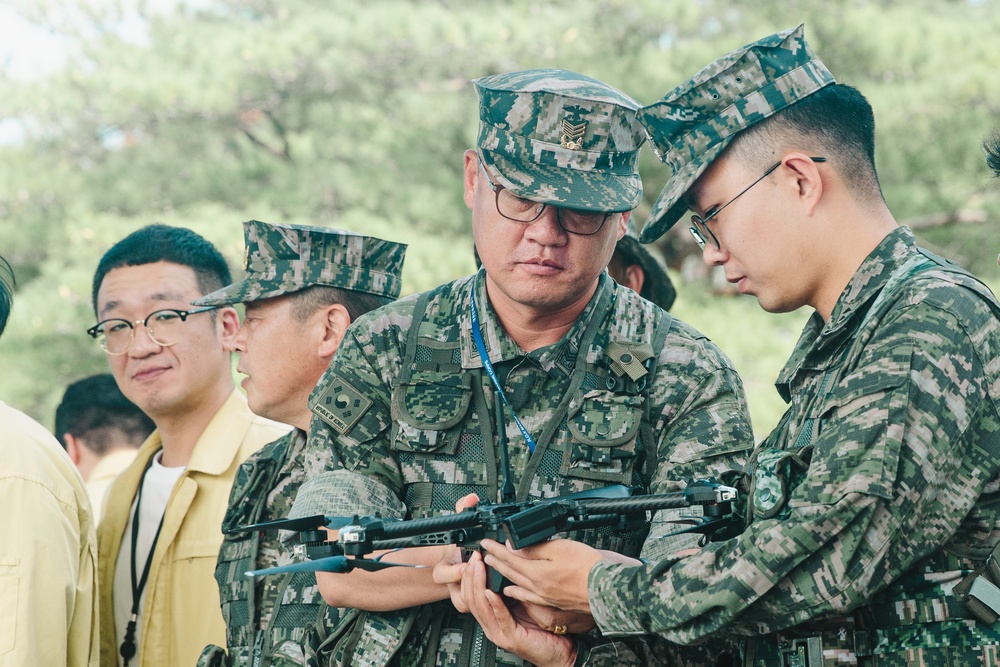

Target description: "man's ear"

left=317, top=303, right=352, bottom=360
left=616, top=211, right=630, bottom=241
left=463, top=149, right=479, bottom=209
left=217, top=306, right=240, bottom=349
left=621, top=264, right=645, bottom=295
left=64, top=433, right=83, bottom=465
left=782, top=153, right=825, bottom=216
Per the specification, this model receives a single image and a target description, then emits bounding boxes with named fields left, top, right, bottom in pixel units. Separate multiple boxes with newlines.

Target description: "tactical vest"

left=744, top=249, right=1000, bottom=667
left=198, top=432, right=341, bottom=667
left=327, top=279, right=673, bottom=667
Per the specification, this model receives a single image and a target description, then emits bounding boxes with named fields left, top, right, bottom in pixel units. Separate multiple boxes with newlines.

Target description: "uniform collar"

left=776, top=226, right=916, bottom=398
left=187, top=390, right=262, bottom=475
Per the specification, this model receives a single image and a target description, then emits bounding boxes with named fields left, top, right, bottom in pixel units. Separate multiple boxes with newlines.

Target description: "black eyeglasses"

left=477, top=154, right=616, bottom=236
left=87, top=306, right=219, bottom=355
left=689, top=157, right=827, bottom=249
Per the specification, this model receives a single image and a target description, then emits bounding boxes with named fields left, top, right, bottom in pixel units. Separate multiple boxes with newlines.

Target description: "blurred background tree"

left=1, top=0, right=998, bottom=440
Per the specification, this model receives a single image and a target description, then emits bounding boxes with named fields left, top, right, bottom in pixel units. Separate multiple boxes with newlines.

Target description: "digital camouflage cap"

left=638, top=24, right=835, bottom=242
left=474, top=68, right=646, bottom=213
left=193, top=220, right=407, bottom=306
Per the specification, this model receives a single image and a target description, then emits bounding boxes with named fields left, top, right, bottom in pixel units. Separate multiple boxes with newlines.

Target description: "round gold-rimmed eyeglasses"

left=87, top=306, right=219, bottom=355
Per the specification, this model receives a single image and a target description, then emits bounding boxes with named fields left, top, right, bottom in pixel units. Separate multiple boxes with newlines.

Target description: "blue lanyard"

left=469, top=282, right=536, bottom=453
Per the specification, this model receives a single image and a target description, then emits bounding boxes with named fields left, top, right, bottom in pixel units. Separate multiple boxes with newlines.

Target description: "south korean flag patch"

left=313, top=376, right=373, bottom=435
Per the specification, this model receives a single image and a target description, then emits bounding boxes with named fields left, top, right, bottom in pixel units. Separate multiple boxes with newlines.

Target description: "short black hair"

left=91, top=224, right=232, bottom=313
left=985, top=131, right=1000, bottom=178
left=289, top=285, right=393, bottom=323
left=730, top=83, right=883, bottom=203
left=54, top=374, right=155, bottom=454
left=0, top=255, right=13, bottom=339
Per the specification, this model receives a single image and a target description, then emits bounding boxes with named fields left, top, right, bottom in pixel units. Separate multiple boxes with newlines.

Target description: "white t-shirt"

left=112, top=452, right=186, bottom=666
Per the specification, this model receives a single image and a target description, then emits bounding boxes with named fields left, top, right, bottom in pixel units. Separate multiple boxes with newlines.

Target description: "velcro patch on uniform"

left=313, top=377, right=373, bottom=435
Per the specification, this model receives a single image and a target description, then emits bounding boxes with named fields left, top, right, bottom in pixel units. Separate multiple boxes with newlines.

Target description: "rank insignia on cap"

left=242, top=244, right=250, bottom=271
left=313, top=377, right=373, bottom=435
left=561, top=119, right=587, bottom=150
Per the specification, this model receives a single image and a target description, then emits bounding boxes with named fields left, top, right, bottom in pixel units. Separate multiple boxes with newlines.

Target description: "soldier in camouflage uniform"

left=477, top=25, right=1000, bottom=666
left=288, top=68, right=754, bottom=666
left=194, top=220, right=406, bottom=666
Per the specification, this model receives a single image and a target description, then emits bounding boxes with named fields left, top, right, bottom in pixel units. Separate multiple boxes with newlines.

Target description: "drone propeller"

left=247, top=556, right=423, bottom=577
left=226, top=514, right=357, bottom=535
left=559, top=483, right=632, bottom=500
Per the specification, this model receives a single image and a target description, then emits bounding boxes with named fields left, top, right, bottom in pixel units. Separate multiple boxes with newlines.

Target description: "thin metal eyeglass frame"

left=475, top=153, right=612, bottom=236
left=86, top=305, right=220, bottom=355
left=689, top=157, right=827, bottom=249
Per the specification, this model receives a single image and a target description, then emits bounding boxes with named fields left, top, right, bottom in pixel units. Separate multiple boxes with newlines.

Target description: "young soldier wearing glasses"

left=88, top=224, right=289, bottom=667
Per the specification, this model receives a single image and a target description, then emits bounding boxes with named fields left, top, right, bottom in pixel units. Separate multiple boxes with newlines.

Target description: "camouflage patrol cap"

left=613, top=218, right=676, bottom=311
left=192, top=220, right=406, bottom=306
left=638, top=24, right=835, bottom=242
left=474, top=68, right=646, bottom=213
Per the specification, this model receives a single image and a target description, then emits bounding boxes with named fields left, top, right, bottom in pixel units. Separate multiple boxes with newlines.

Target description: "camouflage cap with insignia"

left=474, top=68, right=646, bottom=213
left=614, top=217, right=676, bottom=311
left=638, top=24, right=835, bottom=242
left=193, top=220, right=407, bottom=306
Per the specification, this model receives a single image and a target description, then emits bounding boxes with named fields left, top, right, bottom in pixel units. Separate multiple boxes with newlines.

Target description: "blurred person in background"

left=986, top=131, right=1000, bottom=178
left=988, top=132, right=1000, bottom=267
left=55, top=373, right=156, bottom=517
left=0, top=255, right=99, bottom=666
left=606, top=218, right=676, bottom=311
left=88, top=224, right=289, bottom=667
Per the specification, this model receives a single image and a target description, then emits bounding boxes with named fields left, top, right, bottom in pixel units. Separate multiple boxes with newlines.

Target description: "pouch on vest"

left=560, top=390, right=642, bottom=484
left=391, top=370, right=472, bottom=455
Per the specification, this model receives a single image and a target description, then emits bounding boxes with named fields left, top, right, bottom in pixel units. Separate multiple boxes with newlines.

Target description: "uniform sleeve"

left=641, top=328, right=755, bottom=563
left=591, top=298, right=1000, bottom=643
left=301, top=314, right=406, bottom=515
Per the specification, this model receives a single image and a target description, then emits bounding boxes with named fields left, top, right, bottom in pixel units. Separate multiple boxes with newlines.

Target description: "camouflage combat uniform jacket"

left=198, top=429, right=342, bottom=667
left=588, top=227, right=1000, bottom=666
left=300, top=270, right=754, bottom=667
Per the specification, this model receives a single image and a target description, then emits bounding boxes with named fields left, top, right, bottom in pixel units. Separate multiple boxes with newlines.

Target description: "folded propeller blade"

left=247, top=557, right=422, bottom=577
left=226, top=514, right=356, bottom=535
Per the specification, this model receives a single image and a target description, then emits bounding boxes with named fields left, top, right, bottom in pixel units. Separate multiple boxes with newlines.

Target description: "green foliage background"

left=2, top=0, right=999, bottom=442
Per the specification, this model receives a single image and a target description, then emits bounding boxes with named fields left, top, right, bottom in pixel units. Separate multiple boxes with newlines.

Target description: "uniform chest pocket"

left=790, top=372, right=907, bottom=508
left=560, top=390, right=643, bottom=483
left=391, top=371, right=472, bottom=455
